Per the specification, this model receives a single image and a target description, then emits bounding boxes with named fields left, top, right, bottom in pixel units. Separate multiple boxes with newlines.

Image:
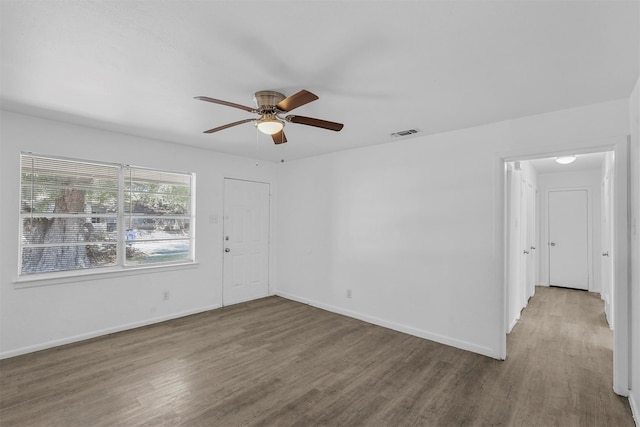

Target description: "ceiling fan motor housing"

left=254, top=90, right=286, bottom=111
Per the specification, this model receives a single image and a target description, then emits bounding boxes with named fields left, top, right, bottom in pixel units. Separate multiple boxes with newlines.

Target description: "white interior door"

left=519, top=178, right=529, bottom=308
left=506, top=164, right=533, bottom=332
left=506, top=165, right=521, bottom=331
left=601, top=173, right=614, bottom=327
left=526, top=184, right=537, bottom=298
left=548, top=190, right=589, bottom=290
left=223, top=178, right=270, bottom=305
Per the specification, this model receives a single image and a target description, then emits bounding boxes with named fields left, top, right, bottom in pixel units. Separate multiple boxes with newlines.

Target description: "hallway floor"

left=494, top=285, right=633, bottom=425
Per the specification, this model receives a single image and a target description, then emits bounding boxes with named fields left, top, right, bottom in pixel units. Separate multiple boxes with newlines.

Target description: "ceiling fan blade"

left=286, top=115, right=344, bottom=131
left=272, top=130, right=287, bottom=144
left=276, top=90, right=319, bottom=112
left=203, top=118, right=255, bottom=134
left=195, top=96, right=256, bottom=113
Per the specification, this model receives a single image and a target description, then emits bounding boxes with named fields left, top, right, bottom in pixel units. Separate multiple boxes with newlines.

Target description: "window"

left=20, top=154, right=195, bottom=276
left=123, top=167, right=192, bottom=266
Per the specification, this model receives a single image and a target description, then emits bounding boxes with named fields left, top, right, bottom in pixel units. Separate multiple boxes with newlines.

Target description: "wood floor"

left=0, top=286, right=634, bottom=426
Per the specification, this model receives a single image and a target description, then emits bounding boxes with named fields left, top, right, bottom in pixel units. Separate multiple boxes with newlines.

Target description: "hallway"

left=491, top=285, right=633, bottom=425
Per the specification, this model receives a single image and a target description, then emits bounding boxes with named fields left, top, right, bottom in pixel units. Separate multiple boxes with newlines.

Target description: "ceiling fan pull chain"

left=256, top=125, right=260, bottom=157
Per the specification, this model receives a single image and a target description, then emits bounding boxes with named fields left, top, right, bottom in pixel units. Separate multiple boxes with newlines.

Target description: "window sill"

left=13, top=262, right=200, bottom=288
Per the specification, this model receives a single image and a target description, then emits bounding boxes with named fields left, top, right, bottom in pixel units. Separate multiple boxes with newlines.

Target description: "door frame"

left=545, top=187, right=592, bottom=291
left=495, top=136, right=630, bottom=396
left=222, top=177, right=273, bottom=306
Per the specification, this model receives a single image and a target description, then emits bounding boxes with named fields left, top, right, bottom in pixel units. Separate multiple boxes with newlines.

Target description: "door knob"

left=225, top=248, right=231, bottom=253
left=530, top=246, right=536, bottom=250
left=602, top=252, right=609, bottom=257
left=523, top=250, right=529, bottom=255
left=550, top=242, right=556, bottom=246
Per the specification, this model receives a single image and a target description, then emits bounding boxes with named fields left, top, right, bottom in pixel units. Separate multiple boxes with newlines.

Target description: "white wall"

left=628, top=77, right=640, bottom=423
left=276, top=99, right=630, bottom=359
left=536, top=168, right=603, bottom=292
left=0, top=110, right=278, bottom=358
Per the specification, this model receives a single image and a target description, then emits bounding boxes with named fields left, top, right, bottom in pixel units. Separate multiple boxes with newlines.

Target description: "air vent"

left=390, top=129, right=420, bottom=137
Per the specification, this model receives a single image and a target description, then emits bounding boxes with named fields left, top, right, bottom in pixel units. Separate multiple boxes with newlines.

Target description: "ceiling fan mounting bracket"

left=253, top=90, right=286, bottom=111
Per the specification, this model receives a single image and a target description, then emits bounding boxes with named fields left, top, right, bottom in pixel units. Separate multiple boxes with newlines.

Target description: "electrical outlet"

left=347, top=289, right=352, bottom=299
left=163, top=291, right=170, bottom=301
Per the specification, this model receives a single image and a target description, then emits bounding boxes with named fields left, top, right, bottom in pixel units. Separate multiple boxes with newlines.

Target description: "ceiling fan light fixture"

left=555, top=155, right=577, bottom=165
left=256, top=116, right=284, bottom=135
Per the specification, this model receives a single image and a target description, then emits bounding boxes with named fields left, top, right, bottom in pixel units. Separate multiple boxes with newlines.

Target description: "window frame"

left=17, top=152, right=196, bottom=283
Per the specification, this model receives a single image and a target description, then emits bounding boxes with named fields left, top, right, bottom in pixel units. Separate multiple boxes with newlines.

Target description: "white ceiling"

left=1, top=1, right=638, bottom=162
left=527, top=152, right=607, bottom=174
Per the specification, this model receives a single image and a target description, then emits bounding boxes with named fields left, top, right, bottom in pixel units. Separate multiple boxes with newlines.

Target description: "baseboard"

left=275, top=291, right=501, bottom=360
left=0, top=303, right=222, bottom=360
left=507, top=317, right=519, bottom=334
left=602, top=294, right=614, bottom=330
left=629, top=392, right=639, bottom=427
left=223, top=292, right=270, bottom=307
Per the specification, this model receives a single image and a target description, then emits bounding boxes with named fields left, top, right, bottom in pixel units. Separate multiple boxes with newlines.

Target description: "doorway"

left=501, top=143, right=629, bottom=396
left=222, top=178, right=271, bottom=306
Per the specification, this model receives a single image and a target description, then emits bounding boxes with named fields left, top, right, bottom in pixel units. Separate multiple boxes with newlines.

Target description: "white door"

left=526, top=184, right=537, bottom=298
left=223, top=178, right=270, bottom=305
left=548, top=190, right=589, bottom=290
left=519, top=178, right=529, bottom=308
left=506, top=165, right=522, bottom=331
left=601, top=173, right=614, bottom=326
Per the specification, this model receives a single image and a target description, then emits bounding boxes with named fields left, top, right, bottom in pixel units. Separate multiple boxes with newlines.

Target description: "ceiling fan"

left=195, top=89, right=344, bottom=144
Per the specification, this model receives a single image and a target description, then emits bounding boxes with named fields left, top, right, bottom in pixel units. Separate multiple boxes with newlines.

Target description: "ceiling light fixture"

left=555, top=155, right=576, bottom=165
left=256, top=115, right=284, bottom=135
